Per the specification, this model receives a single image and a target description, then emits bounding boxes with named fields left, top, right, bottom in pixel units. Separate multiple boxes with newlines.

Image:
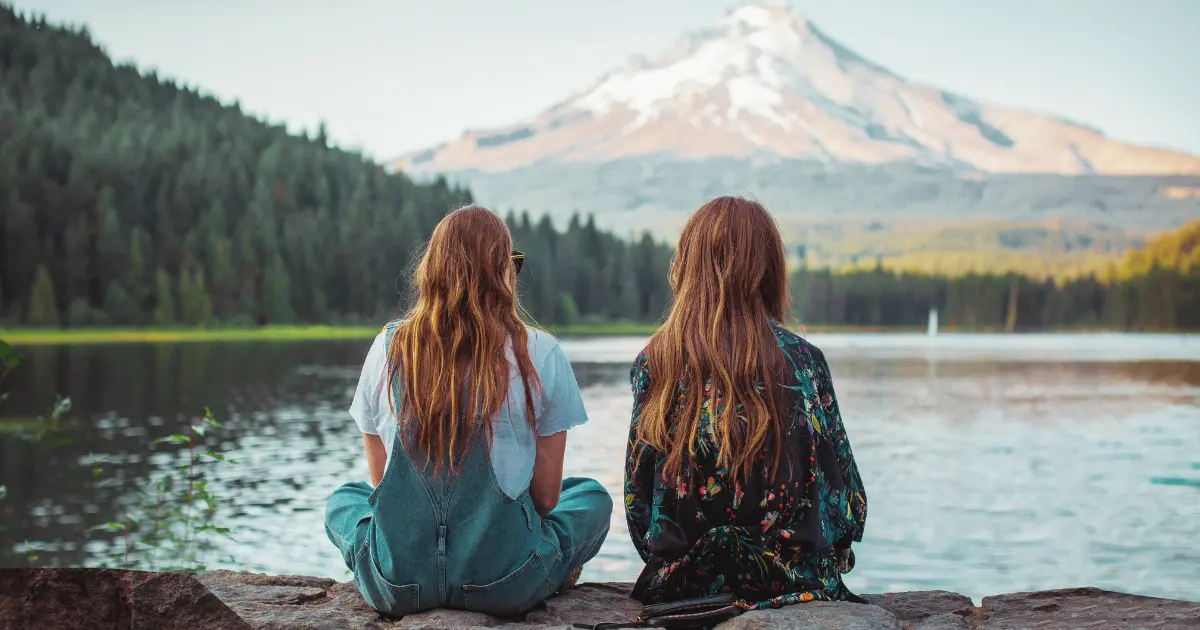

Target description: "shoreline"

left=1, top=324, right=1192, bottom=346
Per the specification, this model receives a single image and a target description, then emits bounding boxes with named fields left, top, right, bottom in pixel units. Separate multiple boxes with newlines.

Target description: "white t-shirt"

left=349, top=326, right=588, bottom=499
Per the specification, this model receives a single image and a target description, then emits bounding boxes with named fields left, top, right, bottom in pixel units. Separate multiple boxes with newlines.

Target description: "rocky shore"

left=1, top=568, right=1197, bottom=629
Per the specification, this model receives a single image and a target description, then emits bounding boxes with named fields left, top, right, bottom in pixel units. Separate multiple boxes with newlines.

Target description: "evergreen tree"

left=153, top=267, right=176, bottom=326
left=178, top=265, right=214, bottom=326
left=262, top=254, right=295, bottom=324
left=67, top=298, right=100, bottom=327
left=26, top=265, right=59, bottom=327
left=207, top=235, right=237, bottom=318
left=95, top=186, right=127, bottom=281
left=559, top=293, right=579, bottom=326
left=102, top=283, right=136, bottom=324
left=316, top=120, right=329, bottom=148
left=125, top=229, right=150, bottom=311
left=190, top=267, right=215, bottom=326
left=4, top=191, right=38, bottom=314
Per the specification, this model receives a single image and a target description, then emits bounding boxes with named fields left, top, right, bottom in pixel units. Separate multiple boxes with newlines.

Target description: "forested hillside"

left=791, top=221, right=1200, bottom=331
left=0, top=6, right=672, bottom=329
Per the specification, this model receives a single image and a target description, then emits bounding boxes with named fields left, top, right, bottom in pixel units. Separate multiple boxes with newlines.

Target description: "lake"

left=1, top=333, right=1197, bottom=603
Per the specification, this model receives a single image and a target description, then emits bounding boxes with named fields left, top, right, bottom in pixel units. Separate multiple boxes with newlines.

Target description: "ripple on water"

left=1150, top=476, right=1200, bottom=489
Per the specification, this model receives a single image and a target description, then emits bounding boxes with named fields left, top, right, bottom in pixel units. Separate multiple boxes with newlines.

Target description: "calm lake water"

left=1, top=333, right=1197, bottom=603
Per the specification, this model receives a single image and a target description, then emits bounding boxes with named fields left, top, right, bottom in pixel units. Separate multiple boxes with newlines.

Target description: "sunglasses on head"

left=511, top=250, right=525, bottom=276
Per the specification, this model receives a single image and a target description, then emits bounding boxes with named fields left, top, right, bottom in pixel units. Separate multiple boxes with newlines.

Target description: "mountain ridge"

left=394, top=3, right=1200, bottom=176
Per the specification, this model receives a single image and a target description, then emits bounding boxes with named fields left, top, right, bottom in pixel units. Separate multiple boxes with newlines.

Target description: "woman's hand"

left=529, top=431, right=567, bottom=516
left=363, top=433, right=387, bottom=487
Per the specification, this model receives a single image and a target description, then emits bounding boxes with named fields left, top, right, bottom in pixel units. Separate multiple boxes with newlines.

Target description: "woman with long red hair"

left=325, top=206, right=611, bottom=617
left=625, top=196, right=868, bottom=608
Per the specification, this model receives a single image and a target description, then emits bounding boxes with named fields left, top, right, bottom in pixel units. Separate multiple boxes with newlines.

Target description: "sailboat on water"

left=927, top=308, right=939, bottom=337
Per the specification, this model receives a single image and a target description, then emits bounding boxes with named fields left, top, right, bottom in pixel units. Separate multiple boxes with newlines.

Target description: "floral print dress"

left=624, top=323, right=868, bottom=609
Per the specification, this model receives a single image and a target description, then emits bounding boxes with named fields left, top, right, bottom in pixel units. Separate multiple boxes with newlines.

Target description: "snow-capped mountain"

left=396, top=3, right=1200, bottom=176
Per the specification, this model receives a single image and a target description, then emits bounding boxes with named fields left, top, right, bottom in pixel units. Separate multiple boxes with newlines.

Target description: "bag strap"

left=641, top=593, right=739, bottom=617
left=572, top=595, right=750, bottom=630
left=576, top=587, right=869, bottom=628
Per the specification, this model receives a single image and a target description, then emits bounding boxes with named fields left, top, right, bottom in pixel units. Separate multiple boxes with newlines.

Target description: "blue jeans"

left=324, top=434, right=611, bottom=617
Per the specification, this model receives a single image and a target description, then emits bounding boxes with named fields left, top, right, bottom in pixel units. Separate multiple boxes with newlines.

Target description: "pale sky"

left=13, top=0, right=1200, bottom=160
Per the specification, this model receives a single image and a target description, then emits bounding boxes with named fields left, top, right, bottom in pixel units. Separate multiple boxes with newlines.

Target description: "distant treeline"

left=1, top=7, right=1195, bottom=332
left=793, top=221, right=1199, bottom=331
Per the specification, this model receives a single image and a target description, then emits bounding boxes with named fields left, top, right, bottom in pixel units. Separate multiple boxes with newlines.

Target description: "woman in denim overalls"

left=325, top=206, right=612, bottom=617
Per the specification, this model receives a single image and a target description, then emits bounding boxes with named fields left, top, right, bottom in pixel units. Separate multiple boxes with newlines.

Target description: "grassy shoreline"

left=0, top=326, right=383, bottom=345
left=3, top=323, right=1185, bottom=346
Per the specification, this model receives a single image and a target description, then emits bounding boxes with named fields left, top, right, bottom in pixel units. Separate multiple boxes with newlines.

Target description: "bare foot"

left=559, top=565, right=583, bottom=592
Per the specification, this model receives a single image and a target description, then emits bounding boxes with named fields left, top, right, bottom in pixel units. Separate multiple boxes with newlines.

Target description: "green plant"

left=1, top=335, right=73, bottom=447
left=90, top=407, right=238, bottom=571
left=33, top=395, right=72, bottom=447
left=0, top=339, right=21, bottom=412
left=3, top=334, right=239, bottom=571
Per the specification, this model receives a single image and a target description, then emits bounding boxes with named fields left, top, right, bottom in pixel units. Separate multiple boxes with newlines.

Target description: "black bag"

left=574, top=593, right=750, bottom=629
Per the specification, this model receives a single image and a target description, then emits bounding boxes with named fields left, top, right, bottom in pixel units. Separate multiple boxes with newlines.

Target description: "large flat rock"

left=718, top=600, right=901, bottom=629
left=2, top=569, right=1197, bottom=629
left=0, top=568, right=251, bottom=630
left=975, top=587, right=1200, bottom=629
left=198, top=570, right=644, bottom=630
left=192, top=572, right=1200, bottom=630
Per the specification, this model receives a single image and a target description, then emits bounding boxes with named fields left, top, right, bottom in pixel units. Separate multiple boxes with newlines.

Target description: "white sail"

left=927, top=308, right=939, bottom=337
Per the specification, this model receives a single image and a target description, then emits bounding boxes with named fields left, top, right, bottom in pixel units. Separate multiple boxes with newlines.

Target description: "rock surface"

left=2, top=569, right=1198, bottom=629
left=976, top=587, right=1200, bottom=629
left=0, top=568, right=251, bottom=630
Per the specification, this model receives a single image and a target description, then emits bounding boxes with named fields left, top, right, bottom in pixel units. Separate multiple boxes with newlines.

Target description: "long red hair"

left=635, top=196, right=792, bottom=482
left=387, top=205, right=540, bottom=473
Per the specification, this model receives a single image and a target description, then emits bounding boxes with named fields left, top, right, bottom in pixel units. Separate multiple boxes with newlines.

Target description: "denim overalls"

left=324, top=424, right=612, bottom=617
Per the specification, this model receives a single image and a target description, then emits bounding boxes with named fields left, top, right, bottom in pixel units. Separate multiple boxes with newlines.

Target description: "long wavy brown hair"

left=635, top=196, right=792, bottom=482
left=387, top=205, right=540, bottom=473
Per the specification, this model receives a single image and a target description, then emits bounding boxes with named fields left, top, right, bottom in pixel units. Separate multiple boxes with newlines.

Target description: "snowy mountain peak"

left=574, top=2, right=891, bottom=138
left=724, top=3, right=808, bottom=35
left=727, top=3, right=784, bottom=26
left=396, top=5, right=1200, bottom=176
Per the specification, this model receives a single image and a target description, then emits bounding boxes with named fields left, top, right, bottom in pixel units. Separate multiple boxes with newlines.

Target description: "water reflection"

left=1, top=334, right=1197, bottom=602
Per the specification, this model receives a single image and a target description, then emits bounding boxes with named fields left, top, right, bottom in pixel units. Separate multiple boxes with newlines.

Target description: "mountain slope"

left=396, top=3, right=1200, bottom=176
